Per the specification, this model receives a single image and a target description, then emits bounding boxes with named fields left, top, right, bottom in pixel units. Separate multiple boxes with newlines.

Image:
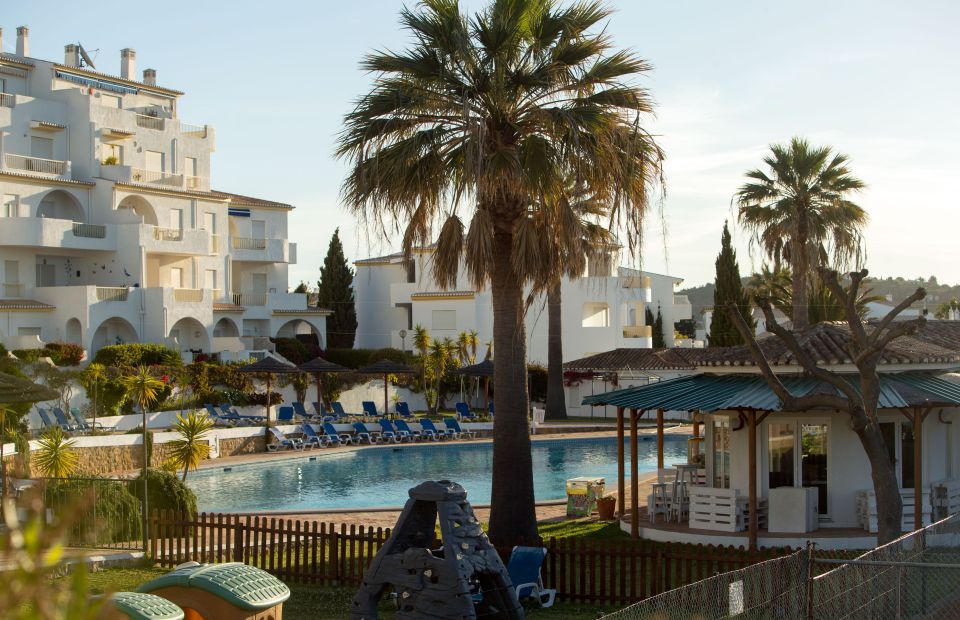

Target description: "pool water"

left=187, top=436, right=689, bottom=513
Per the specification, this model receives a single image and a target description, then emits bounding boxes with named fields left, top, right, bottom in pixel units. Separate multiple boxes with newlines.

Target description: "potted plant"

left=596, top=495, right=617, bottom=521
left=102, top=156, right=119, bottom=166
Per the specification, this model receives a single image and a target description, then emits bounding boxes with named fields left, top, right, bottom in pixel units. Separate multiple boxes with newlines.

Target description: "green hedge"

left=367, top=347, right=412, bottom=365
left=128, top=468, right=197, bottom=516
left=94, top=344, right=183, bottom=368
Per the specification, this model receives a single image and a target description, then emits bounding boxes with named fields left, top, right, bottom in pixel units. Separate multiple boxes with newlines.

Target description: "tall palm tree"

left=748, top=265, right=881, bottom=324
left=82, top=363, right=106, bottom=430
left=338, top=0, right=662, bottom=544
left=736, top=137, right=866, bottom=329
left=168, top=411, right=214, bottom=481
left=119, top=364, right=165, bottom=545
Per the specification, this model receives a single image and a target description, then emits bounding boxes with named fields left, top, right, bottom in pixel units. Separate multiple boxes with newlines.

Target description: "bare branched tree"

left=727, top=267, right=925, bottom=544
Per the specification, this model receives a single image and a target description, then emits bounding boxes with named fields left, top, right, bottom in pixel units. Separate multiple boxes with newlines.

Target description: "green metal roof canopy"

left=581, top=373, right=960, bottom=412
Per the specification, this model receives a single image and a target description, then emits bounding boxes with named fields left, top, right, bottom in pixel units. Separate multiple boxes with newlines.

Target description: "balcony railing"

left=2, top=283, right=24, bottom=297
left=131, top=168, right=183, bottom=187
left=0, top=93, right=14, bottom=108
left=96, top=287, right=128, bottom=302
left=185, top=175, right=208, bottom=190
left=230, top=237, right=267, bottom=250
left=135, top=114, right=165, bottom=130
left=231, top=292, right=267, bottom=307
left=173, top=288, right=204, bottom=302
left=4, top=153, right=68, bottom=176
left=180, top=122, right=207, bottom=137
left=71, top=222, right=107, bottom=239
left=153, top=227, right=184, bottom=242
left=623, top=325, right=653, bottom=339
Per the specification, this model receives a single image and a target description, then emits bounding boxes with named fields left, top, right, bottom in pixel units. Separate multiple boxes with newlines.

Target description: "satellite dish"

left=78, top=44, right=96, bottom=69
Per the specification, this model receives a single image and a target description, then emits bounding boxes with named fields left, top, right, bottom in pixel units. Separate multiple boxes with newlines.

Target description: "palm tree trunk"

left=792, top=212, right=810, bottom=329
left=545, top=280, right=566, bottom=420
left=488, top=230, right=538, bottom=546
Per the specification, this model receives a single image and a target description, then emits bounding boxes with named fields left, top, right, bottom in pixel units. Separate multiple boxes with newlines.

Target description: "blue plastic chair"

left=52, top=408, right=80, bottom=431
left=352, top=422, right=380, bottom=444
left=395, top=402, right=414, bottom=418
left=455, top=402, right=478, bottom=420
left=301, top=424, right=330, bottom=448
left=393, top=419, right=422, bottom=441
left=418, top=418, right=451, bottom=441
left=507, top=546, right=556, bottom=607
left=291, top=402, right=316, bottom=420
left=331, top=402, right=352, bottom=418
left=361, top=401, right=382, bottom=418
left=377, top=419, right=401, bottom=443
left=444, top=417, right=476, bottom=439
left=36, top=407, right=56, bottom=431
left=267, top=426, right=304, bottom=451
left=70, top=407, right=102, bottom=432
left=276, top=406, right=295, bottom=423
left=323, top=422, right=355, bottom=445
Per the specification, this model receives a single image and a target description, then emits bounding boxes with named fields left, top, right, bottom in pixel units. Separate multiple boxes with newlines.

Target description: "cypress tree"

left=709, top=221, right=755, bottom=346
left=653, top=305, right=666, bottom=348
left=316, top=228, right=358, bottom=349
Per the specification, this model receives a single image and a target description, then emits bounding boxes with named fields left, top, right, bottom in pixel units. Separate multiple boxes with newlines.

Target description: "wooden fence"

left=151, top=511, right=791, bottom=606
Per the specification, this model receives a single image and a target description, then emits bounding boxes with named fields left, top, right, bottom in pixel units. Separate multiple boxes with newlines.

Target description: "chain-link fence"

left=40, top=477, right=143, bottom=550
left=600, top=512, right=960, bottom=620
left=810, top=512, right=960, bottom=619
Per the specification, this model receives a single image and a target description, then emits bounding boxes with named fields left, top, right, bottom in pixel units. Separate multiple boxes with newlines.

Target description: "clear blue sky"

left=7, top=1, right=959, bottom=289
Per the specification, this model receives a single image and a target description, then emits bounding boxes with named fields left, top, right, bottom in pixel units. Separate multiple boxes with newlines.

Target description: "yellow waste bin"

left=566, top=476, right=605, bottom=517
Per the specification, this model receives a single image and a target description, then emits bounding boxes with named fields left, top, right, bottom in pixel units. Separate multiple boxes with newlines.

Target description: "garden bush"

left=45, top=478, right=142, bottom=544
left=93, top=344, right=182, bottom=368
left=325, top=348, right=378, bottom=369
left=43, top=342, right=85, bottom=366
left=128, top=468, right=197, bottom=516
left=367, top=347, right=411, bottom=365
left=271, top=337, right=310, bottom=364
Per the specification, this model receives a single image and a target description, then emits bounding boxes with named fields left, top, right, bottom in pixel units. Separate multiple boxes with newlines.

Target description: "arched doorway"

left=36, top=190, right=84, bottom=220
left=116, top=195, right=158, bottom=226
left=65, top=318, right=82, bottom=345
left=213, top=317, right=239, bottom=338
left=90, top=317, right=138, bottom=354
left=169, top=317, right=210, bottom=353
left=275, top=319, right=323, bottom=348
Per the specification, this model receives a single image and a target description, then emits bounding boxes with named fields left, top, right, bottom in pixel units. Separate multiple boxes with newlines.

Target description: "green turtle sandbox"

left=137, top=562, right=290, bottom=620
left=103, top=592, right=184, bottom=620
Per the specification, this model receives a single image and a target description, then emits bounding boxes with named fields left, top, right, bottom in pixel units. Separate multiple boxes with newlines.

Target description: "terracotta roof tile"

left=0, top=299, right=54, bottom=311
left=211, top=190, right=292, bottom=210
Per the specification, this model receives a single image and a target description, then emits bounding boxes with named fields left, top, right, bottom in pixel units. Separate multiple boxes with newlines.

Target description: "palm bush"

left=34, top=426, right=79, bottom=478
left=167, top=411, right=214, bottom=481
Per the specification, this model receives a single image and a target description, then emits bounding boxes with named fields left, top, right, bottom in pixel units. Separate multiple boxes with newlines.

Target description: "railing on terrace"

left=153, top=227, right=184, bottom=242
left=96, top=287, right=128, bottom=302
left=71, top=222, right=107, bottom=239
left=173, top=288, right=203, bottom=302
left=185, top=175, right=208, bottom=190
left=4, top=153, right=67, bottom=175
left=623, top=325, right=652, bottom=339
left=179, top=122, right=207, bottom=137
left=151, top=510, right=795, bottom=603
left=232, top=292, right=267, bottom=306
left=131, top=168, right=183, bottom=187
left=135, top=113, right=165, bottom=130
left=0, top=92, right=15, bottom=108
left=2, top=282, right=24, bottom=297
left=230, top=236, right=267, bottom=251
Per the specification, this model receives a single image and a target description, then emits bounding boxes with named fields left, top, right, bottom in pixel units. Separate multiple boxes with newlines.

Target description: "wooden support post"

left=630, top=408, right=639, bottom=539
left=656, top=408, right=665, bottom=470
left=617, top=407, right=625, bottom=519
left=747, top=409, right=758, bottom=551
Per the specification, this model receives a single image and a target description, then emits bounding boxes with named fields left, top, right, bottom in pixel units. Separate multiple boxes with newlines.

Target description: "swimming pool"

left=187, top=435, right=689, bottom=513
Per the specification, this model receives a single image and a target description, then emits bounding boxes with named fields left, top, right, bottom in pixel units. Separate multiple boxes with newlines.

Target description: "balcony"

left=131, top=167, right=183, bottom=187
left=135, top=113, right=165, bottom=131
left=622, top=325, right=652, bottom=339
left=2, top=283, right=24, bottom=297
left=0, top=218, right=116, bottom=251
left=0, top=93, right=15, bottom=109
left=95, top=287, right=129, bottom=302
left=229, top=237, right=295, bottom=263
left=179, top=122, right=209, bottom=138
left=131, top=224, right=211, bottom=256
left=3, top=153, right=72, bottom=179
left=154, top=227, right=184, bottom=242
left=231, top=292, right=267, bottom=307
left=185, top=175, right=209, bottom=191
left=173, top=288, right=204, bottom=303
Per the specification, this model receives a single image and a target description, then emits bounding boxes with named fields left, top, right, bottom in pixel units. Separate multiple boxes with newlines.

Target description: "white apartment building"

left=354, top=246, right=693, bottom=364
left=0, top=27, right=327, bottom=360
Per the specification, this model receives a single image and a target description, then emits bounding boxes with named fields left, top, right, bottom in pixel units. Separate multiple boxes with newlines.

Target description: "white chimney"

left=121, top=48, right=136, bottom=80
left=64, top=43, right=80, bottom=67
left=143, top=68, right=156, bottom=86
left=16, top=26, right=28, bottom=57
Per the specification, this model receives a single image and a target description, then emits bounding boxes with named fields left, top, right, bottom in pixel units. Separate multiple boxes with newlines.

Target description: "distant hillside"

left=678, top=275, right=959, bottom=326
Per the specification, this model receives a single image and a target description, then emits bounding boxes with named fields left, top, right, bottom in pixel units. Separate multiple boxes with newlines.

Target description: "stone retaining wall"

left=219, top=435, right=265, bottom=456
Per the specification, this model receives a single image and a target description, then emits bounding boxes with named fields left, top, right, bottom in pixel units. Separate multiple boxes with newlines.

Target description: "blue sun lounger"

left=267, top=426, right=304, bottom=451
left=361, top=401, right=383, bottom=418
left=377, top=419, right=401, bottom=443
left=352, top=422, right=380, bottom=444
left=418, top=418, right=451, bottom=441
left=455, top=402, right=478, bottom=421
left=70, top=407, right=102, bottom=432
left=331, top=402, right=355, bottom=419
left=395, top=402, right=414, bottom=418
left=507, top=546, right=556, bottom=607
left=323, top=422, right=356, bottom=445
left=36, top=407, right=56, bottom=432
left=444, top=417, right=476, bottom=439
left=292, top=401, right=318, bottom=421
left=393, top=419, right=422, bottom=441
left=301, top=424, right=330, bottom=448
left=52, top=407, right=80, bottom=431
left=277, top=406, right=296, bottom=423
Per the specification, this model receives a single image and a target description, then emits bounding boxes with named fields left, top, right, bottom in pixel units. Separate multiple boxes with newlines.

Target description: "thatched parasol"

left=355, top=359, right=415, bottom=417
left=0, top=372, right=58, bottom=496
left=298, top=356, right=349, bottom=410
left=237, top=356, right=301, bottom=417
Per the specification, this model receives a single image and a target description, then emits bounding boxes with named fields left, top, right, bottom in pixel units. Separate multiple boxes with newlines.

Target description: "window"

left=432, top=309, right=456, bottom=331
left=0, top=78, right=5, bottom=93
left=880, top=421, right=916, bottom=488
left=713, top=418, right=731, bottom=488
left=102, top=143, right=123, bottom=164
left=170, top=208, right=183, bottom=230
left=251, top=273, right=267, bottom=293
left=581, top=302, right=610, bottom=327
left=202, top=212, right=216, bottom=233
left=204, top=269, right=217, bottom=290
left=768, top=422, right=795, bottom=489
left=145, top=150, right=164, bottom=171
left=169, top=267, right=183, bottom=289
left=405, top=260, right=416, bottom=283
left=185, top=157, right=198, bottom=177
left=31, top=136, right=54, bottom=159
left=2, top=194, right=18, bottom=217
left=251, top=219, right=266, bottom=239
